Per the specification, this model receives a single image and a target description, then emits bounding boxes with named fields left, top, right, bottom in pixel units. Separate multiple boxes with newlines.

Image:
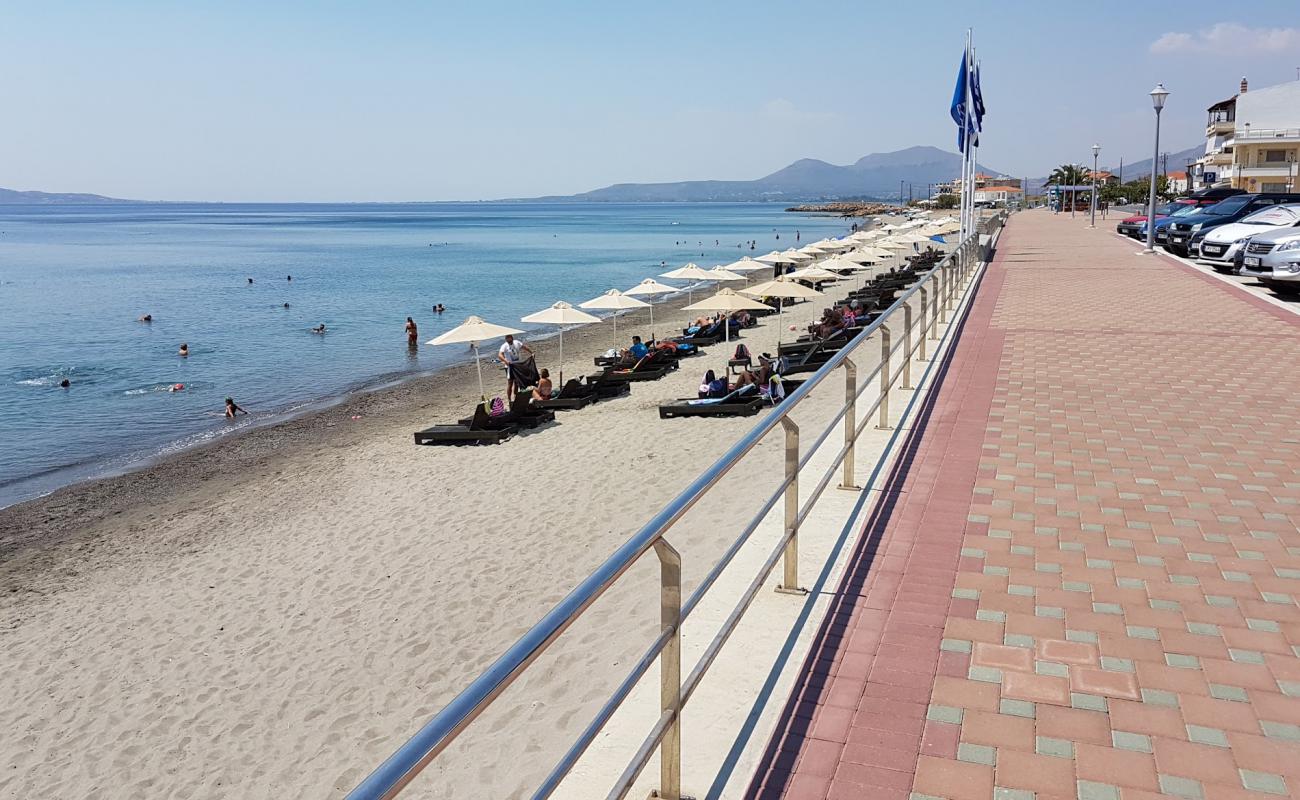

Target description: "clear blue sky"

left=2, top=0, right=1298, bottom=201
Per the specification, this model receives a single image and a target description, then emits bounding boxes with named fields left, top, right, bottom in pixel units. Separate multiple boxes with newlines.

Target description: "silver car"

left=1239, top=227, right=1300, bottom=295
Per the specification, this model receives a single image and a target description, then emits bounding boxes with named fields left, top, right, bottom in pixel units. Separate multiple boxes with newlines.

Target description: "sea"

left=0, top=201, right=857, bottom=508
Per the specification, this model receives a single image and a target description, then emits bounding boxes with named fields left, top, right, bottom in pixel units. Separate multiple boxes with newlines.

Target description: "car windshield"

left=1170, top=205, right=1201, bottom=217
left=1239, top=205, right=1300, bottom=225
left=1159, top=202, right=1188, bottom=215
left=1201, top=196, right=1253, bottom=216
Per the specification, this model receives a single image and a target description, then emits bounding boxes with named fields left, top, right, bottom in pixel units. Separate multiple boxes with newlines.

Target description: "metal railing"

left=347, top=213, right=1007, bottom=800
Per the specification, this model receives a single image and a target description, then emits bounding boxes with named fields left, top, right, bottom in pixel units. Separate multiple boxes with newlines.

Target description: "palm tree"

left=1046, top=163, right=1091, bottom=186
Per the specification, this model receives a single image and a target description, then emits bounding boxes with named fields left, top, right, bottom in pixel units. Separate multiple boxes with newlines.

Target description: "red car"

left=1117, top=199, right=1209, bottom=238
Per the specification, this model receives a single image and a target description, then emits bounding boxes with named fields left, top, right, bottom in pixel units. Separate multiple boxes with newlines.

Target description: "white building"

left=1233, top=79, right=1300, bottom=192
left=1193, top=77, right=1300, bottom=192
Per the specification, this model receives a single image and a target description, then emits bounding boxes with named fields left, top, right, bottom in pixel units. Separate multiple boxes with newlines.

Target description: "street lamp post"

left=1071, top=166, right=1076, bottom=218
left=1090, top=144, right=1100, bottom=228
left=1144, top=84, right=1169, bottom=254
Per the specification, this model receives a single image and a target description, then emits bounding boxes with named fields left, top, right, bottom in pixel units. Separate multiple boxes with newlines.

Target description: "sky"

left=2, top=0, right=1299, bottom=201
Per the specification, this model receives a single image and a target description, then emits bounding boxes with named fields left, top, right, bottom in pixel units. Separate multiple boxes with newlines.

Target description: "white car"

left=1196, top=204, right=1300, bottom=268
left=1240, top=228, right=1300, bottom=295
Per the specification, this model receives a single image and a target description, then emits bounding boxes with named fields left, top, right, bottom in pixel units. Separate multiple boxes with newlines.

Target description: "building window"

left=1262, top=149, right=1289, bottom=164
left=1261, top=183, right=1287, bottom=192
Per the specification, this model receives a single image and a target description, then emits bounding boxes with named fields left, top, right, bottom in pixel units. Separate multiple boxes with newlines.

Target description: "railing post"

left=877, top=324, right=892, bottom=430
left=839, top=357, right=860, bottom=490
left=901, top=301, right=914, bottom=390
left=937, top=265, right=948, bottom=323
left=917, top=286, right=929, bottom=360
left=653, top=538, right=682, bottom=800
left=776, top=417, right=806, bottom=594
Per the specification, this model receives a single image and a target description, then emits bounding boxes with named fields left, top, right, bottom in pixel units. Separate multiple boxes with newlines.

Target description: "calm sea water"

left=0, top=202, right=854, bottom=507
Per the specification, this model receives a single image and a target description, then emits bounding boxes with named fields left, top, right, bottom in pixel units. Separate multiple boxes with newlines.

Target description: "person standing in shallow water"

left=405, top=316, right=418, bottom=347
left=224, top=397, right=247, bottom=418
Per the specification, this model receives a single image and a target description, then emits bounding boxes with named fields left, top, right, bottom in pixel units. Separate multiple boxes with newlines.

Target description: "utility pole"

left=1118, top=157, right=1123, bottom=185
left=1161, top=152, right=1168, bottom=177
left=899, top=179, right=904, bottom=207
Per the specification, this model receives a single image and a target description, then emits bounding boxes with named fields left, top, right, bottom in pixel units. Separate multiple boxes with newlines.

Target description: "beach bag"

left=733, top=343, right=751, bottom=362
left=489, top=396, right=507, bottom=416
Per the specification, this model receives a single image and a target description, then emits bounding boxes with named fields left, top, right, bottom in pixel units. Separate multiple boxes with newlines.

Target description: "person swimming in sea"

left=169, top=383, right=185, bottom=392
left=178, top=343, right=189, bottom=357
left=287, top=275, right=292, bottom=281
left=311, top=323, right=326, bottom=334
left=59, top=378, right=70, bottom=389
left=138, top=314, right=152, bottom=322
left=224, top=397, right=247, bottom=418
left=283, top=302, right=290, bottom=308
left=248, top=277, right=254, bottom=284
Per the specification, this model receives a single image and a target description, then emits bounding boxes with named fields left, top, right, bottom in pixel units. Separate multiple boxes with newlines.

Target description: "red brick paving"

left=745, top=211, right=1300, bottom=799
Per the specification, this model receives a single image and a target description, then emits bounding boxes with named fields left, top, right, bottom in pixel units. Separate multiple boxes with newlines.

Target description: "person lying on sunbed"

left=699, top=369, right=728, bottom=399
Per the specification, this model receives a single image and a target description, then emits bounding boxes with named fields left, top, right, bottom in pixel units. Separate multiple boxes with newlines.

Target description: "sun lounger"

left=658, top=385, right=764, bottom=418
left=415, top=405, right=517, bottom=445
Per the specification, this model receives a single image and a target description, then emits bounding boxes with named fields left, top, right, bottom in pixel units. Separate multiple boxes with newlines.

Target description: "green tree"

left=933, top=193, right=959, bottom=209
left=1046, top=163, right=1091, bottom=186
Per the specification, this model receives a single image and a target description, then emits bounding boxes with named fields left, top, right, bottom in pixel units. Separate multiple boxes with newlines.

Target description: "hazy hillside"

left=541, top=146, right=1002, bottom=202
left=0, top=187, right=130, bottom=204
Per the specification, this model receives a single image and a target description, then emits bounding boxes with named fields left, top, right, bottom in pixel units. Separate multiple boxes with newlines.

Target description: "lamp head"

left=1150, top=83, right=1169, bottom=111
left=1092, top=144, right=1101, bottom=158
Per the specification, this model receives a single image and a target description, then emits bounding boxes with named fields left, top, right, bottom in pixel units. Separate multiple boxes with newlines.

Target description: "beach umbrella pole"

left=473, top=342, right=486, bottom=407
left=559, top=328, right=565, bottom=385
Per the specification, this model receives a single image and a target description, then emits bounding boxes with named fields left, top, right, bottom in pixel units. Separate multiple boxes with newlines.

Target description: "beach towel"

left=507, top=356, right=540, bottom=389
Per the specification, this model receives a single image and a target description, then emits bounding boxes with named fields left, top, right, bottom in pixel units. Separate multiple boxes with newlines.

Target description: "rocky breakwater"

left=785, top=202, right=899, bottom=218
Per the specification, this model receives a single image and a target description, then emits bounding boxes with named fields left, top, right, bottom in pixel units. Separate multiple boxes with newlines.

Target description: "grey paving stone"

left=1092, top=602, right=1123, bottom=615
left=1150, top=598, right=1181, bottom=611
left=1279, top=681, right=1300, bottom=698
left=926, top=704, right=964, bottom=724
left=1247, top=618, right=1280, bottom=632
left=999, top=698, right=1036, bottom=719
left=957, top=742, right=997, bottom=766
left=1112, top=730, right=1152, bottom=752
left=1066, top=629, right=1098, bottom=644
left=940, top=638, right=972, bottom=653
left=1186, top=724, right=1229, bottom=747
left=1077, top=780, right=1121, bottom=800
left=1127, top=625, right=1160, bottom=640
left=994, top=788, right=1033, bottom=800
left=1261, top=720, right=1300, bottom=741
left=952, top=587, right=980, bottom=600
left=1141, top=688, right=1180, bottom=708
left=1158, top=774, right=1204, bottom=800
left=1165, top=653, right=1200, bottom=669
left=1035, top=660, right=1068, bottom=677
left=1186, top=622, right=1220, bottom=636
left=1239, top=769, right=1288, bottom=795
left=969, top=666, right=1002, bottom=684
left=1005, top=633, right=1035, bottom=649
left=1204, top=594, right=1237, bottom=607
left=1008, top=584, right=1035, bottom=597
left=1036, top=735, right=1073, bottom=758
left=1230, top=649, right=1265, bottom=664
left=1035, top=606, right=1064, bottom=619
left=976, top=609, right=1006, bottom=623
left=1209, top=684, right=1249, bottom=702
left=1071, top=692, right=1107, bottom=712
left=1101, top=656, right=1134, bottom=673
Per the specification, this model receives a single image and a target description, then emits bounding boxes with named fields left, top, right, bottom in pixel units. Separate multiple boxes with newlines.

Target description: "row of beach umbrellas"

left=429, top=215, right=961, bottom=402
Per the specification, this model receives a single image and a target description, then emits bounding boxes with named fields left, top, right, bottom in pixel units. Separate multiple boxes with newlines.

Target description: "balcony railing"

left=1236, top=127, right=1300, bottom=141
left=344, top=213, right=1009, bottom=800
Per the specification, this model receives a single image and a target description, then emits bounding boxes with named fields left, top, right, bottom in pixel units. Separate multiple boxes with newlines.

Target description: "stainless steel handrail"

left=347, top=213, right=1006, bottom=800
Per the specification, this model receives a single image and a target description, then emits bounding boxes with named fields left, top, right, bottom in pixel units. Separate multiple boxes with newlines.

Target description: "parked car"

left=1238, top=227, right=1300, bottom=294
left=1195, top=204, right=1300, bottom=271
left=1165, top=193, right=1300, bottom=256
left=1187, top=186, right=1246, bottom=201
left=1141, top=203, right=1205, bottom=244
left=1116, top=198, right=1217, bottom=239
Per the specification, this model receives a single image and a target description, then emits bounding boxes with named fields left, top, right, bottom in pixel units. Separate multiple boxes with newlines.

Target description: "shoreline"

left=0, top=285, right=738, bottom=566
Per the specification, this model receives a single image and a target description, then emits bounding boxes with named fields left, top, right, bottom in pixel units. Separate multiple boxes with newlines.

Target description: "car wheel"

left=1269, top=283, right=1300, bottom=296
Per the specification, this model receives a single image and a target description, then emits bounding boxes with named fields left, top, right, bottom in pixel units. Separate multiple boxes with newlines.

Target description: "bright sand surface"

left=0, top=256, right=913, bottom=799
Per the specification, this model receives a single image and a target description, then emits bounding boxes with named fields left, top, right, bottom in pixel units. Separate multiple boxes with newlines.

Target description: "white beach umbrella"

left=754, top=250, right=788, bottom=265
left=429, top=315, right=524, bottom=403
left=521, top=301, right=601, bottom=384
left=723, top=257, right=770, bottom=274
left=786, top=265, right=842, bottom=283
left=820, top=256, right=870, bottom=275
left=579, top=289, right=651, bottom=349
left=624, top=278, right=679, bottom=339
left=740, top=276, right=824, bottom=344
left=704, top=266, right=745, bottom=282
left=783, top=248, right=815, bottom=262
left=682, top=288, right=774, bottom=344
left=660, top=262, right=717, bottom=306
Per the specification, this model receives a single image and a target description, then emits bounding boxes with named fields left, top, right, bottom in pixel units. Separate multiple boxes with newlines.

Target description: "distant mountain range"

left=535, top=146, right=1002, bottom=203
left=0, top=186, right=130, bottom=204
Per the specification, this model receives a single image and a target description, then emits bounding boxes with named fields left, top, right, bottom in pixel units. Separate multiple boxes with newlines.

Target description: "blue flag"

left=972, top=62, right=986, bottom=128
left=949, top=50, right=969, bottom=150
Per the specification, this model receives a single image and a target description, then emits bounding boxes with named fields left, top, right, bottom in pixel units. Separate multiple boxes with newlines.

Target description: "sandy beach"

left=0, top=255, right=901, bottom=799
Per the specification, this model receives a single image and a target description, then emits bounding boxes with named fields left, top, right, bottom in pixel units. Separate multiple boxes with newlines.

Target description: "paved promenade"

left=746, top=210, right=1300, bottom=800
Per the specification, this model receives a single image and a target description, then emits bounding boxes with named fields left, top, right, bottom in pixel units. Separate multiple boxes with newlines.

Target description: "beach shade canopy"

left=782, top=248, right=815, bottom=262
left=428, top=315, right=525, bottom=403
left=786, top=265, right=842, bottom=283
left=820, top=256, right=871, bottom=274
left=681, top=288, right=774, bottom=343
left=754, top=250, right=790, bottom=265
left=704, top=266, right=745, bottom=282
left=894, top=232, right=932, bottom=244
left=579, top=289, right=650, bottom=348
left=722, top=257, right=771, bottom=274
left=624, top=278, right=679, bottom=339
left=521, top=301, right=601, bottom=384
left=740, top=276, right=825, bottom=345
left=659, top=262, right=715, bottom=282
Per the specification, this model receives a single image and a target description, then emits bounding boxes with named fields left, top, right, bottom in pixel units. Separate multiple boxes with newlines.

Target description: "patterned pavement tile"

left=744, top=212, right=1300, bottom=798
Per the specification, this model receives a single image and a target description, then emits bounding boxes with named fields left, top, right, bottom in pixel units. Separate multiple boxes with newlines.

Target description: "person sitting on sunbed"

left=699, top=369, right=727, bottom=399
left=621, top=335, right=649, bottom=360
left=533, top=368, right=553, bottom=401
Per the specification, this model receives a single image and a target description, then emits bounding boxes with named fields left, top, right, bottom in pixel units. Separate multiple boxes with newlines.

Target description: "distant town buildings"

left=1192, top=77, right=1300, bottom=192
left=935, top=172, right=1022, bottom=197
left=1167, top=171, right=1189, bottom=194
left=972, top=184, right=1025, bottom=205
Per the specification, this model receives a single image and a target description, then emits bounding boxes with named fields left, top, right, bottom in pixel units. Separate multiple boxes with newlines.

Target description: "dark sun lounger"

left=658, top=384, right=764, bottom=419
left=415, top=405, right=517, bottom=445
